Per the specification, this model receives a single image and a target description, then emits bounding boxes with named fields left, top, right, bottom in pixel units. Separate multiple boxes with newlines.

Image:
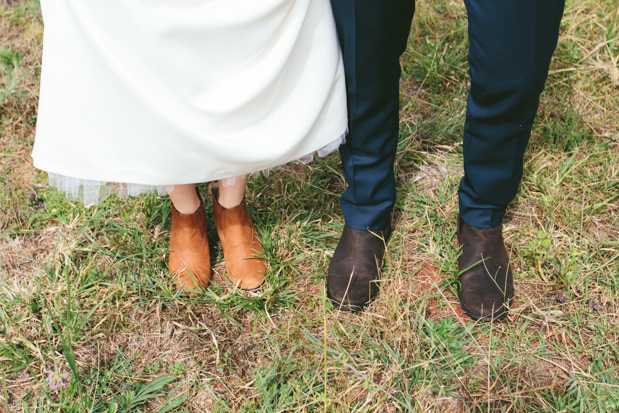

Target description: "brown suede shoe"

left=169, top=200, right=211, bottom=295
left=212, top=188, right=266, bottom=290
left=457, top=215, right=514, bottom=321
left=327, top=222, right=391, bottom=312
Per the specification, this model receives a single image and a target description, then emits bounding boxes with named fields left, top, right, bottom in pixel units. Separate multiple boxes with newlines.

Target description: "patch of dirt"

left=69, top=300, right=285, bottom=410
left=412, top=260, right=468, bottom=323
left=1, top=369, right=38, bottom=408
left=0, top=225, right=80, bottom=284
left=375, top=258, right=469, bottom=326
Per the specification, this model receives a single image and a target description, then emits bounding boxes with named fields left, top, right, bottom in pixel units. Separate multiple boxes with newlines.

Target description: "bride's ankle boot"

left=212, top=187, right=266, bottom=290
left=169, top=200, right=211, bottom=294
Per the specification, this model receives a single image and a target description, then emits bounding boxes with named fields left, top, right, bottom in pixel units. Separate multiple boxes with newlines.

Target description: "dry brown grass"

left=1, top=0, right=618, bottom=411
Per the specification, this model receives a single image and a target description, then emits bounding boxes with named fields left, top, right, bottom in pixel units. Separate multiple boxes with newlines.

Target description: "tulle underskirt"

left=48, top=134, right=345, bottom=206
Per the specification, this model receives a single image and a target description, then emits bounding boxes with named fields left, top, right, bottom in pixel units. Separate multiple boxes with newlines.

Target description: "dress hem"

left=39, top=128, right=347, bottom=206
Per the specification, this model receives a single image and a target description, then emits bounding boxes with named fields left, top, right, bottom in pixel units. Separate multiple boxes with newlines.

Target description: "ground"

left=1, top=0, right=618, bottom=411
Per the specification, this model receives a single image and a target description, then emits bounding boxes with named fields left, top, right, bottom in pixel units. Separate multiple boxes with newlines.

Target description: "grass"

left=1, top=0, right=618, bottom=411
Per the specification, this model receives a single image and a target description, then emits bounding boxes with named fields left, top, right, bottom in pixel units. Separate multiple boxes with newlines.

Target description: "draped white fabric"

left=33, top=0, right=348, bottom=200
left=46, top=133, right=345, bottom=206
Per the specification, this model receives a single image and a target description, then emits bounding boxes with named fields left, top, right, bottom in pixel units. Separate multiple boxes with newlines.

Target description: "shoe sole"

left=230, top=278, right=265, bottom=292
left=327, top=290, right=375, bottom=312
left=458, top=295, right=510, bottom=322
left=240, top=282, right=264, bottom=292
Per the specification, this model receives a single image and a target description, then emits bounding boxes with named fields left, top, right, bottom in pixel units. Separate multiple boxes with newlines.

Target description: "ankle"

left=216, top=175, right=247, bottom=209
left=169, top=184, right=202, bottom=215
left=213, top=186, right=244, bottom=209
left=217, top=195, right=242, bottom=209
left=172, top=195, right=201, bottom=215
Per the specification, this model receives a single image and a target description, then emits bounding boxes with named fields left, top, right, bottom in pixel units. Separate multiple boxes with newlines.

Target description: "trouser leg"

left=330, top=0, right=415, bottom=231
left=458, top=0, right=564, bottom=228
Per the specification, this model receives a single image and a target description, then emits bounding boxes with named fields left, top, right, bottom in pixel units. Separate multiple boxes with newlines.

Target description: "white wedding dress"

left=32, top=0, right=348, bottom=204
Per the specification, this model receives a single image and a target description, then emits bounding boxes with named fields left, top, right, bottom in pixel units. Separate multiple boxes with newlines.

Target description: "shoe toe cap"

left=327, top=270, right=377, bottom=309
left=172, top=265, right=211, bottom=295
left=228, top=256, right=266, bottom=290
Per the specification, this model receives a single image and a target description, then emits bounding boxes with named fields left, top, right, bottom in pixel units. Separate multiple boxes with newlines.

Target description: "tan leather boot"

left=212, top=187, right=266, bottom=290
left=169, top=200, right=211, bottom=295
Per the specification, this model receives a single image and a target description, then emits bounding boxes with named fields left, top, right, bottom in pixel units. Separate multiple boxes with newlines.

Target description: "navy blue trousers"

left=330, top=0, right=564, bottom=230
